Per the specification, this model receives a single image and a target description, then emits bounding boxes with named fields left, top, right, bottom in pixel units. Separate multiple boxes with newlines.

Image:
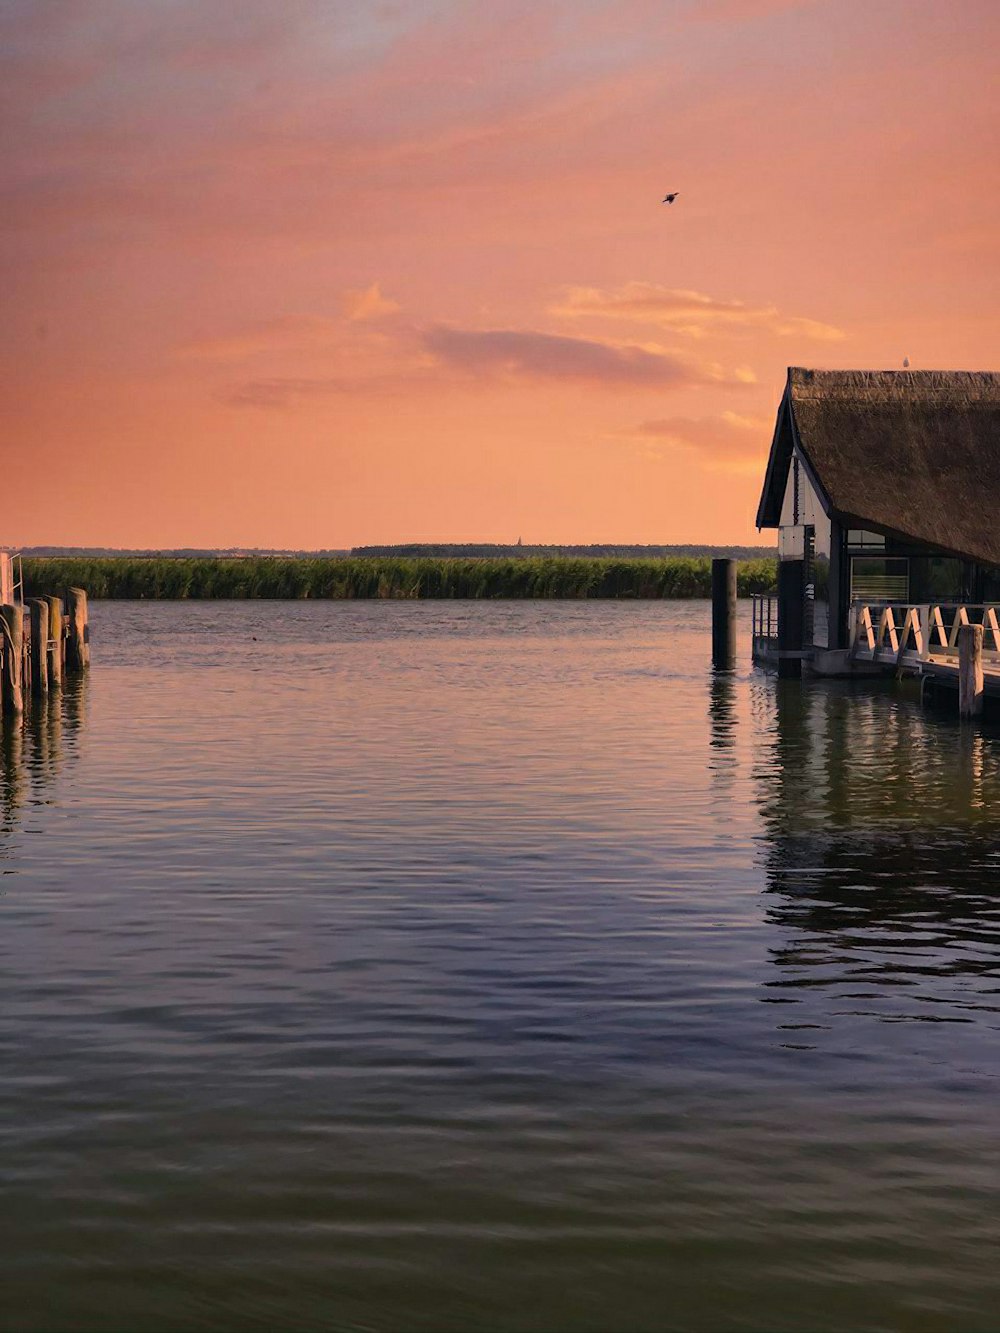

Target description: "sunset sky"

left=3, top=0, right=997, bottom=549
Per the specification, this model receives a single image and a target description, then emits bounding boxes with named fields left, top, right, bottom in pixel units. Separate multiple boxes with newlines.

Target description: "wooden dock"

left=753, top=597, right=1000, bottom=717
left=1, top=552, right=89, bottom=717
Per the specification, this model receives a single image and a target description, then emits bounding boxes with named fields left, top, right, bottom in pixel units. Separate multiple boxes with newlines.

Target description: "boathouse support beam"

left=777, top=560, right=804, bottom=679
left=827, top=520, right=847, bottom=650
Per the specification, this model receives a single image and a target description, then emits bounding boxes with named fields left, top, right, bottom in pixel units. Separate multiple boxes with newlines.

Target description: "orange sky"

left=3, top=0, right=998, bottom=548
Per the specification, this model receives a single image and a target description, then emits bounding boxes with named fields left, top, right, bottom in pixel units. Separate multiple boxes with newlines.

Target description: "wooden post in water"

left=28, top=599, right=49, bottom=696
left=66, top=587, right=90, bottom=672
left=1, top=604, right=24, bottom=716
left=777, top=559, right=805, bottom=679
left=958, top=623, right=984, bottom=719
left=45, top=595, right=64, bottom=689
left=711, top=558, right=737, bottom=670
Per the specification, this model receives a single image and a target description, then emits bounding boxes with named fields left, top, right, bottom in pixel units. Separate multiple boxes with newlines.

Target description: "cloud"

left=177, top=292, right=402, bottom=362
left=222, top=376, right=354, bottom=409
left=625, top=410, right=771, bottom=472
left=420, top=325, right=747, bottom=387
left=688, top=0, right=817, bottom=21
left=219, top=319, right=755, bottom=408
left=553, top=283, right=845, bottom=341
left=178, top=315, right=344, bottom=361
left=341, top=282, right=401, bottom=322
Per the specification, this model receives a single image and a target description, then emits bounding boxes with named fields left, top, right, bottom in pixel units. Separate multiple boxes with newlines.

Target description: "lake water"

left=2, top=601, right=999, bottom=1332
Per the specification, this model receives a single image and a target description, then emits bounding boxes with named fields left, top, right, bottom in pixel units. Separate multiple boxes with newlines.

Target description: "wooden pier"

left=754, top=596, right=1000, bottom=718
left=0, top=552, right=89, bottom=718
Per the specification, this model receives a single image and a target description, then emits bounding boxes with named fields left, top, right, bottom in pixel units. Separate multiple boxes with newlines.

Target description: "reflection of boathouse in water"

left=753, top=370, right=1000, bottom=686
left=708, top=671, right=1000, bottom=1027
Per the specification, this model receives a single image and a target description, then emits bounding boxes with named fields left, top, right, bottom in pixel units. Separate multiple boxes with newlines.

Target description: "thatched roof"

left=757, top=368, right=1000, bottom=566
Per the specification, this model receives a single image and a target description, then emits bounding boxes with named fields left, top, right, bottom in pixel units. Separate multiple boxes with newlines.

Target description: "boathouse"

left=755, top=369, right=1000, bottom=672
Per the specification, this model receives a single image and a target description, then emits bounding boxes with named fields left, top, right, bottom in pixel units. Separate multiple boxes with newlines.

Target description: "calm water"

left=2, top=601, right=999, bottom=1332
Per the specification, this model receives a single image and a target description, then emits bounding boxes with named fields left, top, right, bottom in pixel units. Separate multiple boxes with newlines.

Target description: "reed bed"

left=22, top=556, right=777, bottom=600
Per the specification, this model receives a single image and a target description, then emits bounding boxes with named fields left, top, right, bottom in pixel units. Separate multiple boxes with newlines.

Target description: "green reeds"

left=21, top=556, right=778, bottom=600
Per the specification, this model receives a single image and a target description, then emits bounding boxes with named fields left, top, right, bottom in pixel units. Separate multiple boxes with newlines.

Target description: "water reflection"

left=707, top=670, right=738, bottom=752
left=0, top=678, right=86, bottom=852
left=754, top=680, right=1000, bottom=1024
left=3, top=605, right=1000, bottom=1331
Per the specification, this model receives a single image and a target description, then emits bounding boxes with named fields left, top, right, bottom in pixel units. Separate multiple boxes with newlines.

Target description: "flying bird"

left=903, top=357, right=910, bottom=368
left=662, top=192, right=679, bottom=204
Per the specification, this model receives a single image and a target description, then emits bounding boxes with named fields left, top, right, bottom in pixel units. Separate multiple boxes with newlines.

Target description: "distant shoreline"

left=22, top=555, right=777, bottom=600
left=16, top=543, right=775, bottom=561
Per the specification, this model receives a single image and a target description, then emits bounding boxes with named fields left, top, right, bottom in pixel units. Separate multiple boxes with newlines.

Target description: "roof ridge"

left=789, top=367, right=1000, bottom=401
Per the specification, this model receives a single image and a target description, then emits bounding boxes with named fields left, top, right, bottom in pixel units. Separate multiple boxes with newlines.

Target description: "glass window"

left=850, top=557, right=909, bottom=603
left=847, top=530, right=886, bottom=549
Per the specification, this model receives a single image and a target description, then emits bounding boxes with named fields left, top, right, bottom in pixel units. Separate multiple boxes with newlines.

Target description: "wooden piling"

left=711, top=558, right=737, bottom=670
left=28, top=599, right=49, bottom=696
left=44, top=595, right=64, bottom=689
left=958, top=623, right=984, bottom=719
left=66, top=587, right=90, bottom=672
left=1, top=604, right=24, bottom=716
left=777, top=559, right=805, bottom=679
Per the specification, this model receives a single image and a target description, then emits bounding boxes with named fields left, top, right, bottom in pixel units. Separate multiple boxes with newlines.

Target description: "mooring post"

left=44, top=595, right=64, bottom=689
left=66, top=587, right=90, bottom=672
left=711, top=558, right=737, bottom=671
left=958, top=623, right=984, bottom=719
left=1, top=604, right=24, bottom=716
left=28, top=599, right=49, bottom=697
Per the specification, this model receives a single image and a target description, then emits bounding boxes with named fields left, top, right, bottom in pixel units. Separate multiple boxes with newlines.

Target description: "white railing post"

left=922, top=610, right=938, bottom=661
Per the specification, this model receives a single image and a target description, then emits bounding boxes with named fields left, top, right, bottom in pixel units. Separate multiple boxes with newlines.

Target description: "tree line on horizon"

left=351, top=543, right=776, bottom=560
left=21, top=555, right=777, bottom=600
left=16, top=542, right=775, bottom=561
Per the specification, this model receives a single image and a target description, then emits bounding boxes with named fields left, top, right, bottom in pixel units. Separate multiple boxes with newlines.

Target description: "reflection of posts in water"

left=707, top=670, right=738, bottom=802
left=62, top=672, right=88, bottom=738
left=24, top=692, right=64, bottom=791
left=0, top=715, right=22, bottom=834
left=956, top=724, right=986, bottom=813
left=708, top=671, right=737, bottom=752
left=0, top=679, right=81, bottom=845
left=765, top=677, right=813, bottom=834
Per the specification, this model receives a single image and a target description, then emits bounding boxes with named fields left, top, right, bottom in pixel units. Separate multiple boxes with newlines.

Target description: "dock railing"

left=848, top=602, right=1000, bottom=668
left=751, top=593, right=778, bottom=646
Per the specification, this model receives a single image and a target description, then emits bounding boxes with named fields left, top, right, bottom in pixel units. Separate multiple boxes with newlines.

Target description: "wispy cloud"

left=624, top=410, right=771, bottom=472
left=218, top=318, right=757, bottom=408
left=222, top=376, right=354, bottom=410
left=421, top=325, right=750, bottom=387
left=553, top=283, right=845, bottom=341
left=688, top=0, right=817, bottom=22
left=178, top=315, right=344, bottom=361
left=179, top=288, right=402, bottom=362
left=341, top=282, right=401, bottom=322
